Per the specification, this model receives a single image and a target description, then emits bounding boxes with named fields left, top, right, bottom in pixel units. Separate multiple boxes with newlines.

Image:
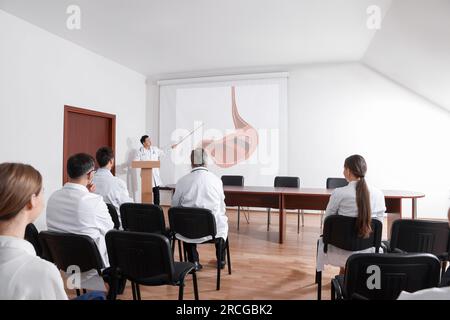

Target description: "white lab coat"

left=397, top=287, right=450, bottom=300
left=135, top=146, right=164, bottom=187
left=46, top=183, right=114, bottom=267
left=171, top=167, right=228, bottom=243
left=316, top=181, right=386, bottom=271
left=0, top=236, right=68, bottom=300
left=93, top=168, right=134, bottom=213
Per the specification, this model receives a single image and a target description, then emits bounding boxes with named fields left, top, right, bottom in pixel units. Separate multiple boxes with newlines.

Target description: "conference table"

left=163, top=185, right=425, bottom=244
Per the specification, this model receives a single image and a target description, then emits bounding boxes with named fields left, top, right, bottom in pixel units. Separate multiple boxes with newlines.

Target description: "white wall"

left=0, top=10, right=147, bottom=229
left=288, top=62, right=450, bottom=219
left=363, top=0, right=450, bottom=112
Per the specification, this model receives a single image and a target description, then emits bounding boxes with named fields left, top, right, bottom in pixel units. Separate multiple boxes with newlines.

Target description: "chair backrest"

left=25, top=223, right=43, bottom=257
left=274, top=176, right=300, bottom=188
left=343, top=253, right=441, bottom=300
left=221, top=175, right=244, bottom=186
left=323, top=215, right=382, bottom=253
left=390, top=219, right=450, bottom=259
left=39, top=231, right=104, bottom=273
left=106, top=230, right=175, bottom=282
left=168, top=207, right=216, bottom=240
left=106, top=203, right=121, bottom=230
left=326, top=177, right=349, bottom=189
left=120, top=203, right=166, bottom=234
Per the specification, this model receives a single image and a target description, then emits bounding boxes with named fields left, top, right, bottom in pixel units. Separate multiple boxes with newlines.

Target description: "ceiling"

left=0, top=0, right=392, bottom=78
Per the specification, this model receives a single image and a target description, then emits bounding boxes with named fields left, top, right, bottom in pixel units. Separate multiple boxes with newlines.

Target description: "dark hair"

left=190, top=148, right=207, bottom=167
left=0, top=163, right=42, bottom=221
left=140, top=135, right=149, bottom=145
left=96, top=147, right=114, bottom=168
left=67, top=153, right=95, bottom=179
left=344, top=154, right=372, bottom=238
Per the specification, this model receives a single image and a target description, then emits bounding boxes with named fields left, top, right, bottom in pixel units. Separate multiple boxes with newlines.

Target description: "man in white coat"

left=47, top=153, right=114, bottom=267
left=171, top=148, right=228, bottom=271
left=93, top=146, right=133, bottom=216
left=135, top=135, right=165, bottom=205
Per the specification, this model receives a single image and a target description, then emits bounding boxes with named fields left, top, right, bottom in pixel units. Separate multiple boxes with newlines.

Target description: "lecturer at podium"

left=135, top=134, right=166, bottom=205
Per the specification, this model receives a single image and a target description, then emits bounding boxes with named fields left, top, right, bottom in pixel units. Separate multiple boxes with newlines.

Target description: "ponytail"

left=344, top=155, right=372, bottom=238
left=355, top=177, right=372, bottom=238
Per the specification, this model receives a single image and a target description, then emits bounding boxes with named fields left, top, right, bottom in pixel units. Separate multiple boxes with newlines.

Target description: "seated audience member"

left=0, top=163, right=67, bottom=299
left=317, top=154, right=386, bottom=274
left=397, top=205, right=450, bottom=300
left=171, top=148, right=229, bottom=271
left=93, top=147, right=133, bottom=215
left=47, top=153, right=114, bottom=266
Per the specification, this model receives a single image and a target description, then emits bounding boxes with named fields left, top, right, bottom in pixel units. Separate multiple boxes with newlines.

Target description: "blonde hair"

left=0, top=163, right=42, bottom=221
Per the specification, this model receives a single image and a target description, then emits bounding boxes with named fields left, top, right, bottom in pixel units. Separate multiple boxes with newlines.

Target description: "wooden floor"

left=67, top=209, right=388, bottom=300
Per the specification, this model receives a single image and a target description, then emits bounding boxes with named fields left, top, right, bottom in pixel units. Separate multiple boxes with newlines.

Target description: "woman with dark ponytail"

left=317, top=155, right=386, bottom=275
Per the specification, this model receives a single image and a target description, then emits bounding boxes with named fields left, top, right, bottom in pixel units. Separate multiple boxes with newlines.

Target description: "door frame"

left=63, top=105, right=116, bottom=184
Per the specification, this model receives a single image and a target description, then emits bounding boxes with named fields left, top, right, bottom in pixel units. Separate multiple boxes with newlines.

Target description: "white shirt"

left=93, top=168, right=133, bottom=213
left=0, top=236, right=68, bottom=300
left=316, top=181, right=386, bottom=271
left=171, top=167, right=228, bottom=243
left=135, top=146, right=164, bottom=187
left=46, top=183, right=114, bottom=267
left=325, top=180, right=386, bottom=221
left=397, top=287, right=450, bottom=300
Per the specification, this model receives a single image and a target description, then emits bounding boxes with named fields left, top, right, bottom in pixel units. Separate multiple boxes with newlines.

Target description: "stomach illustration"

left=200, top=86, right=259, bottom=168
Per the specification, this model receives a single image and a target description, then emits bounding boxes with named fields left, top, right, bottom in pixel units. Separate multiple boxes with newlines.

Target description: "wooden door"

left=63, top=105, right=116, bottom=184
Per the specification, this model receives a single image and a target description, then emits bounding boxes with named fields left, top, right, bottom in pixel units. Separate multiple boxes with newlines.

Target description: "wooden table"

left=163, top=185, right=425, bottom=244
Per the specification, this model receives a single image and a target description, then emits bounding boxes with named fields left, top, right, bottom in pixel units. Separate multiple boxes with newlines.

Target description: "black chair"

left=383, top=219, right=450, bottom=277
left=316, top=215, right=383, bottom=300
left=331, top=253, right=441, bottom=300
left=169, top=206, right=231, bottom=290
left=39, top=231, right=105, bottom=296
left=25, top=223, right=43, bottom=258
left=221, top=175, right=247, bottom=231
left=320, top=178, right=349, bottom=229
left=268, top=176, right=302, bottom=233
left=106, top=203, right=121, bottom=230
left=106, top=230, right=199, bottom=300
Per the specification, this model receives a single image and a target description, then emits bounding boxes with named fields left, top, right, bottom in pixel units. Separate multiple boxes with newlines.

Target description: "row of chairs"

left=221, top=175, right=348, bottom=232
left=316, top=216, right=450, bottom=300
left=25, top=204, right=233, bottom=300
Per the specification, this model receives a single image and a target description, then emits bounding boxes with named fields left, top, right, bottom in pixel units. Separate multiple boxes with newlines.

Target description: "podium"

left=131, top=160, right=160, bottom=204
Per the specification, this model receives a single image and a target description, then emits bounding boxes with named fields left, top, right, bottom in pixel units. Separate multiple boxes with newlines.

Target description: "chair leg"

left=82, top=289, right=87, bottom=294
left=226, top=239, right=232, bottom=275
left=76, top=289, right=81, bottom=297
left=131, top=282, right=137, bottom=300
left=297, top=210, right=300, bottom=233
left=316, top=271, right=322, bottom=300
left=216, top=240, right=222, bottom=290
left=244, top=207, right=250, bottom=223
left=331, top=279, right=336, bottom=300
left=237, top=207, right=240, bottom=231
left=178, top=239, right=183, bottom=262
left=136, top=284, right=141, bottom=300
left=192, top=271, right=199, bottom=300
left=267, top=208, right=271, bottom=231
left=183, top=242, right=187, bottom=262
left=178, top=281, right=184, bottom=301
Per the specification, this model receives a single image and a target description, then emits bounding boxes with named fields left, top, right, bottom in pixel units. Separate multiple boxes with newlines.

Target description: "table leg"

left=279, top=194, right=286, bottom=244
left=412, top=198, right=417, bottom=220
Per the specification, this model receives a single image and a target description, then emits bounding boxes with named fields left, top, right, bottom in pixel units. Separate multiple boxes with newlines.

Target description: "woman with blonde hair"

left=0, top=163, right=67, bottom=299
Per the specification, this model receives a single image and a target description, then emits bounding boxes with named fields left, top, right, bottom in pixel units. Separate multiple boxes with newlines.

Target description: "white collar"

left=96, top=168, right=113, bottom=176
left=191, top=167, right=208, bottom=173
left=0, top=235, right=36, bottom=256
left=63, top=182, right=89, bottom=193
